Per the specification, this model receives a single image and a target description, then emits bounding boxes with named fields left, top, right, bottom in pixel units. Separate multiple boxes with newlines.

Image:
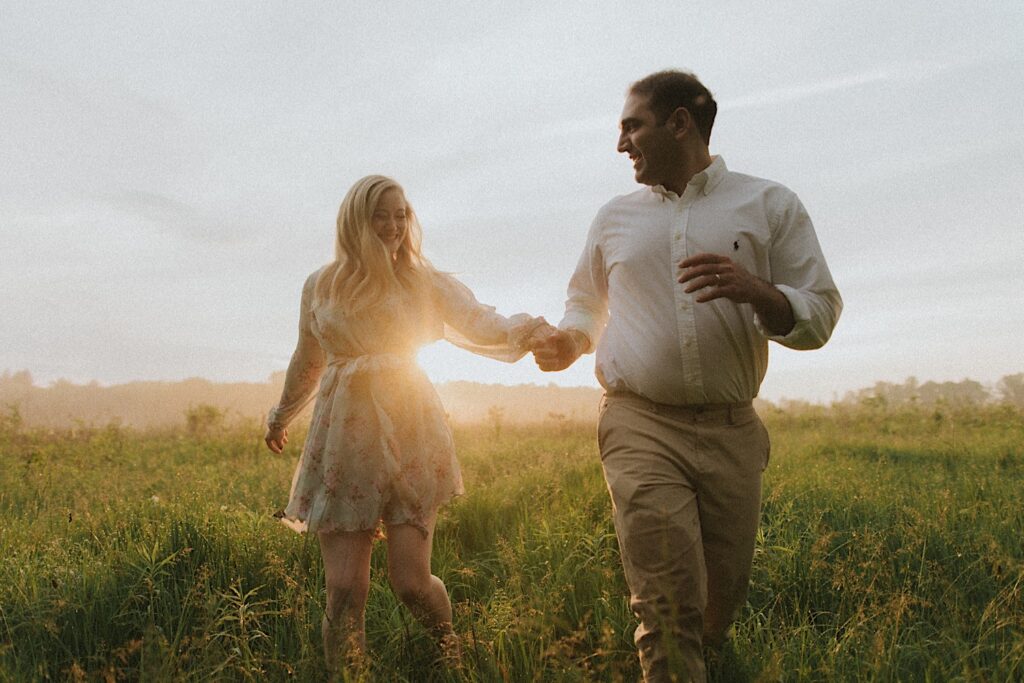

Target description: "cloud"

left=96, top=188, right=253, bottom=246
left=720, top=57, right=996, bottom=111
left=0, top=52, right=198, bottom=210
left=100, top=188, right=199, bottom=225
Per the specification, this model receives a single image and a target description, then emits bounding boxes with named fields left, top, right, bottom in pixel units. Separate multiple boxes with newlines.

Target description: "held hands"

left=525, top=321, right=558, bottom=349
left=530, top=327, right=586, bottom=372
left=264, top=425, right=288, bottom=454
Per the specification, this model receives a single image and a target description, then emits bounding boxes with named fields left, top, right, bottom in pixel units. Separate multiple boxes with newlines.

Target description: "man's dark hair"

left=630, top=70, right=717, bottom=145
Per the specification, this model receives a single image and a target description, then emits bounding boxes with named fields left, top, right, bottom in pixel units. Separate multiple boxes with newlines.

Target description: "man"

left=532, top=70, right=842, bottom=682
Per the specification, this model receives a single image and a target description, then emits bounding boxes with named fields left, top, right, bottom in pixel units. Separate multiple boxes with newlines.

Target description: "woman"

left=264, top=175, right=549, bottom=671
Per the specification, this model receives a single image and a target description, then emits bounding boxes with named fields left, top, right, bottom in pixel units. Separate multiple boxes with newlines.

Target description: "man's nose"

left=616, top=133, right=629, bottom=154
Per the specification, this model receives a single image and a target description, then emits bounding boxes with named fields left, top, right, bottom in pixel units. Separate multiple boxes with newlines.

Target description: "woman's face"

left=371, top=188, right=407, bottom=256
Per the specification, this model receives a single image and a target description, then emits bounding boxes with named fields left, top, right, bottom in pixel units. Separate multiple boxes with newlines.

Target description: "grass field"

left=1, top=404, right=1022, bottom=681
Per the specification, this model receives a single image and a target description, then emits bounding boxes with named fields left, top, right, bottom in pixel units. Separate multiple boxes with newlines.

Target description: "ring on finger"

left=715, top=273, right=722, bottom=284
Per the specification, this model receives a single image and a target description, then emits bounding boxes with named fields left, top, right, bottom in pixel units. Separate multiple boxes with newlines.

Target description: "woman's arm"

left=434, top=272, right=550, bottom=363
left=265, top=272, right=327, bottom=452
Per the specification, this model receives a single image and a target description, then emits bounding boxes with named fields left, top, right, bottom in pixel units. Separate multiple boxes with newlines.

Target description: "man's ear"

left=667, top=107, right=692, bottom=140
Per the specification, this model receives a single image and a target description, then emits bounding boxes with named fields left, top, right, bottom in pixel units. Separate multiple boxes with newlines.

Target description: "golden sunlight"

left=416, top=345, right=441, bottom=382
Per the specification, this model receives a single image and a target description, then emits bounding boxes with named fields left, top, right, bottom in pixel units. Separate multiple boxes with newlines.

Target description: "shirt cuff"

left=556, top=324, right=594, bottom=355
left=754, top=284, right=812, bottom=344
left=267, top=406, right=287, bottom=429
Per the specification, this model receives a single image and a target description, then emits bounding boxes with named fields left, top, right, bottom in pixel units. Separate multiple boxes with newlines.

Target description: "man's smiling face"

left=616, top=92, right=681, bottom=189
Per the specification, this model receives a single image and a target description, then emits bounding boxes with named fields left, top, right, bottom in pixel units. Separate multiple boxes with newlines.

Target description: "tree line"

left=1, top=370, right=1021, bottom=430
left=840, top=374, right=1024, bottom=409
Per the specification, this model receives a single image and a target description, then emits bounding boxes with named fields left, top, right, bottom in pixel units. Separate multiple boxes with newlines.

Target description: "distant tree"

left=859, top=392, right=888, bottom=411
left=547, top=411, right=568, bottom=434
left=185, top=404, right=226, bottom=437
left=487, top=405, right=505, bottom=439
left=0, top=370, right=33, bottom=387
left=0, top=403, right=22, bottom=437
left=997, top=373, right=1024, bottom=408
left=844, top=376, right=991, bottom=408
left=917, top=380, right=989, bottom=406
left=903, top=376, right=920, bottom=404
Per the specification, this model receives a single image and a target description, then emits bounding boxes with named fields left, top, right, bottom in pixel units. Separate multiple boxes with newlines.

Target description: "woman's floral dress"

left=268, top=268, right=544, bottom=535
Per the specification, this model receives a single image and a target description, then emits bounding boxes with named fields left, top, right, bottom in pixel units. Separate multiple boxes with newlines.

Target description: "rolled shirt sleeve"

left=754, top=192, right=843, bottom=350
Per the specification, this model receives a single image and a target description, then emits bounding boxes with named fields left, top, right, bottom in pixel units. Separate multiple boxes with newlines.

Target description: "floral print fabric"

left=269, top=268, right=543, bottom=534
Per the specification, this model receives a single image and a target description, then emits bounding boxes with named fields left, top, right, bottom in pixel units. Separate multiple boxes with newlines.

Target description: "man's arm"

left=532, top=209, right=609, bottom=371
left=677, top=252, right=796, bottom=336
left=677, top=191, right=841, bottom=348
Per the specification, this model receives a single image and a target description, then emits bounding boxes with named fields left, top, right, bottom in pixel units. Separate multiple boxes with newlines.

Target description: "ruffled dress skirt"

left=280, top=354, right=462, bottom=536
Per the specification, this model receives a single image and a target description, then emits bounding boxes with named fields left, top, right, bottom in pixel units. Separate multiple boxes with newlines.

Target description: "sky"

left=2, top=1, right=1022, bottom=403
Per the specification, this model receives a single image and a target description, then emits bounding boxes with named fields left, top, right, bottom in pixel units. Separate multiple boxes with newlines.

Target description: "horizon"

left=2, top=365, right=1017, bottom=403
left=3, top=3, right=1023, bottom=404
left=3, top=366, right=1017, bottom=432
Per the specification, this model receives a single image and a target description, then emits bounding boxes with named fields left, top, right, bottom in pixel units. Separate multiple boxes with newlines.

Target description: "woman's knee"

left=388, top=568, right=433, bottom=606
left=325, top=571, right=371, bottom=614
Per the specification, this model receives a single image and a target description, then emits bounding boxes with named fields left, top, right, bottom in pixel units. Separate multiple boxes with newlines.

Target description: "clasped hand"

left=527, top=324, right=584, bottom=372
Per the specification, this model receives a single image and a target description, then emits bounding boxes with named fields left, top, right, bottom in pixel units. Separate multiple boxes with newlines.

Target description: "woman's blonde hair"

left=314, top=175, right=435, bottom=313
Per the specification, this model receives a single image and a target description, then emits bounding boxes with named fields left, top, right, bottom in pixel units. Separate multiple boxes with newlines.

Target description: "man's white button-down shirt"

left=559, top=156, right=842, bottom=405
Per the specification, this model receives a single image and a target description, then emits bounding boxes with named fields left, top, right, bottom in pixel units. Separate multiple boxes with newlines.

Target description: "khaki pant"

left=598, top=392, right=769, bottom=683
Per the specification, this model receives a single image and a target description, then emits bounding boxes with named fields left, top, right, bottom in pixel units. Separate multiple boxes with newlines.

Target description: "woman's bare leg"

left=385, top=513, right=455, bottom=645
left=318, top=528, right=374, bottom=673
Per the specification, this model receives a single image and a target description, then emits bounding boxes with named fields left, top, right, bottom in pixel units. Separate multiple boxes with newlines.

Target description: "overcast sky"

left=2, top=1, right=1022, bottom=402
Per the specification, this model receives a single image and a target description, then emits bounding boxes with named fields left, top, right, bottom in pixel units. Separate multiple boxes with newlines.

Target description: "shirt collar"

left=651, top=155, right=728, bottom=200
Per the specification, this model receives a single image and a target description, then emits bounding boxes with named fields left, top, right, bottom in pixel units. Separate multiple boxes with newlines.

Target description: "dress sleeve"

left=556, top=208, right=609, bottom=354
left=267, top=272, right=327, bottom=428
left=755, top=191, right=843, bottom=350
left=434, top=272, right=548, bottom=363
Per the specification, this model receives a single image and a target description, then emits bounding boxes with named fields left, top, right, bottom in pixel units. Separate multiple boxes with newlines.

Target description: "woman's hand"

left=532, top=328, right=587, bottom=372
left=525, top=320, right=558, bottom=350
left=265, top=425, right=288, bottom=454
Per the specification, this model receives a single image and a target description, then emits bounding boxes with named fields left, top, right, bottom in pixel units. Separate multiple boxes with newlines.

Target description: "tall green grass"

left=1, top=405, right=1021, bottom=681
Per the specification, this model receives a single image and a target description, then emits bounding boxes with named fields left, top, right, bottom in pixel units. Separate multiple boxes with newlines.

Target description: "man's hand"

left=524, top=321, right=558, bottom=349
left=265, top=425, right=288, bottom=454
left=678, top=252, right=795, bottom=335
left=531, top=328, right=587, bottom=372
left=678, top=252, right=762, bottom=303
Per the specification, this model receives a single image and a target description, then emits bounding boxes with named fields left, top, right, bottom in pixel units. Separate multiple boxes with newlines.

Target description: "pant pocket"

left=757, top=417, right=771, bottom=470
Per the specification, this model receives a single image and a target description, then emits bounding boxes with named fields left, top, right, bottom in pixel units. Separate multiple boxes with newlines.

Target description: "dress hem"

left=276, top=494, right=462, bottom=539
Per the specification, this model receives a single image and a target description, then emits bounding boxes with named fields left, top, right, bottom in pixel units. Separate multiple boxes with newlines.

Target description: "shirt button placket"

left=674, top=201, right=703, bottom=403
